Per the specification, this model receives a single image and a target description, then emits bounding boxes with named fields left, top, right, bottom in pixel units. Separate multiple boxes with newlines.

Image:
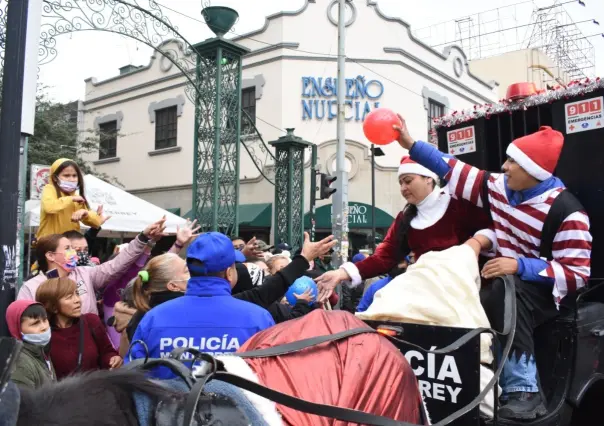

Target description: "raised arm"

left=395, top=114, right=494, bottom=208
left=341, top=212, right=404, bottom=286
left=88, top=217, right=167, bottom=291
left=234, top=255, right=310, bottom=308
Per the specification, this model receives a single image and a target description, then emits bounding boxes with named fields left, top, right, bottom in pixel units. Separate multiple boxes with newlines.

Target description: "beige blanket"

left=356, top=244, right=492, bottom=363
left=356, top=244, right=498, bottom=417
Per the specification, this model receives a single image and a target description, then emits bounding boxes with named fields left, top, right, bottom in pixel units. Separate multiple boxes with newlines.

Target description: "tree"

left=25, top=88, right=121, bottom=196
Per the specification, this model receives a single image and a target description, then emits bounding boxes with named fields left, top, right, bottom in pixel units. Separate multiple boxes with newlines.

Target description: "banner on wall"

left=29, top=164, right=51, bottom=200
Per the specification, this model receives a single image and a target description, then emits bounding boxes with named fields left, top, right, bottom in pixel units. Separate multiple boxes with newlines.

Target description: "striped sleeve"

left=443, top=157, right=490, bottom=208
left=539, top=211, right=592, bottom=297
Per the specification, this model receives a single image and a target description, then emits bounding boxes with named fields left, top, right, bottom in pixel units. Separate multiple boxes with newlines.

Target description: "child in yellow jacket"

left=37, top=158, right=102, bottom=238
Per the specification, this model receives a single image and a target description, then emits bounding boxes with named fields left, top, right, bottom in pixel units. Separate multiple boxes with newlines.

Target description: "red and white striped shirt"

left=445, top=157, right=592, bottom=302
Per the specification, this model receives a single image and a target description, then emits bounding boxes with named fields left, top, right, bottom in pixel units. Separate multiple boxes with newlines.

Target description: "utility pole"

left=309, top=144, right=318, bottom=242
left=0, top=0, right=42, bottom=336
left=332, top=0, right=349, bottom=270
left=371, top=144, right=376, bottom=252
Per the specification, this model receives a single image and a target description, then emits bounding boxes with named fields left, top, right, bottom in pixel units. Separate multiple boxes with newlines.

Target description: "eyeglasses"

left=234, top=244, right=245, bottom=250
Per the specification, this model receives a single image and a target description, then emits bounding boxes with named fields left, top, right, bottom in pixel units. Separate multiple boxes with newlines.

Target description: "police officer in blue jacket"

left=129, top=232, right=275, bottom=374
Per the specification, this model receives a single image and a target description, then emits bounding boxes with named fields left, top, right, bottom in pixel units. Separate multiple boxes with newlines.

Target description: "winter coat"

left=128, top=276, right=276, bottom=378
left=37, top=183, right=102, bottom=238
left=11, top=342, right=56, bottom=389
left=126, top=255, right=312, bottom=341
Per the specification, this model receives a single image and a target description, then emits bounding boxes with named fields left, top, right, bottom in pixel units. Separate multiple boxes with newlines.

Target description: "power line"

left=156, top=1, right=338, bottom=59
left=154, top=1, right=458, bottom=112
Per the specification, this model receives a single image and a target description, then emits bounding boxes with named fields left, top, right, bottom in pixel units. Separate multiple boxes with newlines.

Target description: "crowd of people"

left=4, top=116, right=594, bottom=423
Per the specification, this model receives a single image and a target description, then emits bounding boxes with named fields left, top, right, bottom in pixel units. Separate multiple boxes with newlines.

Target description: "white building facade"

left=79, top=0, right=498, bottom=244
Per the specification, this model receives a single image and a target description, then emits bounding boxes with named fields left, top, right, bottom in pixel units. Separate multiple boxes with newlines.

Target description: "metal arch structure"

left=28, top=0, right=280, bottom=235
left=39, top=0, right=200, bottom=103
left=2, top=0, right=288, bottom=238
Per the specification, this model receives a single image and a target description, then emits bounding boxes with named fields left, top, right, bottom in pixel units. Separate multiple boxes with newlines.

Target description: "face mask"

left=58, top=180, right=79, bottom=193
left=22, top=328, right=51, bottom=346
left=76, top=251, right=93, bottom=267
left=59, top=249, right=78, bottom=271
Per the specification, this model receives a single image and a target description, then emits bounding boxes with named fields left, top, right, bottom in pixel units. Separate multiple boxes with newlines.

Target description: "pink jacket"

left=18, top=237, right=147, bottom=315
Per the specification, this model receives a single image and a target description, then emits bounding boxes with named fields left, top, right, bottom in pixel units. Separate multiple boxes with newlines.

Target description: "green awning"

left=239, top=203, right=272, bottom=227
left=183, top=203, right=272, bottom=228
left=166, top=207, right=181, bottom=216
left=304, top=202, right=394, bottom=229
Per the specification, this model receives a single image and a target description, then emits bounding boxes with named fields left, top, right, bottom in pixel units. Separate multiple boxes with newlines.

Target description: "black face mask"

left=77, top=251, right=94, bottom=267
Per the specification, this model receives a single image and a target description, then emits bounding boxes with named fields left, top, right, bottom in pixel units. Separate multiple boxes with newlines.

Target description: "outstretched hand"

left=315, top=269, right=350, bottom=302
left=97, top=205, right=112, bottom=226
left=293, top=288, right=315, bottom=303
left=241, top=236, right=264, bottom=259
left=300, top=232, right=337, bottom=263
left=143, top=216, right=167, bottom=241
left=176, top=219, right=201, bottom=246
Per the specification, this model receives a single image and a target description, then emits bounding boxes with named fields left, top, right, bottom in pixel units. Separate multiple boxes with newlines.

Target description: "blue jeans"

left=481, top=277, right=565, bottom=396
left=500, top=352, right=539, bottom=394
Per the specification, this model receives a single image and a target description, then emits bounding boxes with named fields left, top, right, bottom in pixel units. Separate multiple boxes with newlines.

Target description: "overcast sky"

left=36, top=0, right=604, bottom=103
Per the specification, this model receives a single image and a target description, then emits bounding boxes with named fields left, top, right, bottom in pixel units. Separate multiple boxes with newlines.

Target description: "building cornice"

left=231, top=0, right=316, bottom=42
left=84, top=54, right=493, bottom=113
left=83, top=42, right=299, bottom=106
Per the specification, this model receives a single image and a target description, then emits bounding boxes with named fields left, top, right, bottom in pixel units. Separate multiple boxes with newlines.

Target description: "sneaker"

left=498, top=392, right=547, bottom=420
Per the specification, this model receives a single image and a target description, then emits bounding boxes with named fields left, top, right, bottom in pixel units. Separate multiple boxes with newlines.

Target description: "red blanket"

left=238, top=310, right=426, bottom=425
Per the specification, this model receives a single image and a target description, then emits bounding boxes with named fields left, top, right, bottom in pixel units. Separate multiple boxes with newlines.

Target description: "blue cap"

left=186, top=232, right=237, bottom=274
left=352, top=253, right=366, bottom=264
left=234, top=250, right=246, bottom=263
left=276, top=242, right=292, bottom=251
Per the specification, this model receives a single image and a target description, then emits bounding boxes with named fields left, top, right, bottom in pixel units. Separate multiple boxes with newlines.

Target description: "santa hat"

left=506, top=126, right=564, bottom=181
left=398, top=156, right=438, bottom=181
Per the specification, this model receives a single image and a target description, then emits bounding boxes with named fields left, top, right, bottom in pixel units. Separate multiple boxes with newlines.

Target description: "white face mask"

left=22, top=328, right=51, bottom=346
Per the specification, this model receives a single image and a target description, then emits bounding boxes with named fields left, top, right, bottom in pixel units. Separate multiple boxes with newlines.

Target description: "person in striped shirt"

left=394, top=120, right=592, bottom=420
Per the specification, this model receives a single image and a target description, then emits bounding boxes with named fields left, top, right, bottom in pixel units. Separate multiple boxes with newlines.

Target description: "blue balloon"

left=286, top=276, right=318, bottom=306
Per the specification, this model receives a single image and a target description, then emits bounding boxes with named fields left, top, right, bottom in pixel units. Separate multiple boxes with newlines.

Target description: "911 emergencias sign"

left=447, top=125, right=476, bottom=156
left=565, top=96, right=603, bottom=134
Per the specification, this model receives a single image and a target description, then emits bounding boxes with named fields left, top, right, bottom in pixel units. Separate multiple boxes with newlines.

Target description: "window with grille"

left=427, top=99, right=445, bottom=146
left=99, top=121, right=117, bottom=159
left=241, top=87, right=256, bottom=134
left=155, top=106, right=178, bottom=150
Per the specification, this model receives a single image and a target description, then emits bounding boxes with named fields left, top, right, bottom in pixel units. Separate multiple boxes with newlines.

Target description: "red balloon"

left=363, top=108, right=402, bottom=146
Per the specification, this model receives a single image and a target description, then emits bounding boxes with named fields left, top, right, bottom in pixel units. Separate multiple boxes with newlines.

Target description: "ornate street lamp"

left=192, top=6, right=249, bottom=236
left=270, top=129, right=311, bottom=253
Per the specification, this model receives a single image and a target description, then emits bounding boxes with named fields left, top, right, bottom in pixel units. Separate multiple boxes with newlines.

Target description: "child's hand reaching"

left=293, top=288, right=315, bottom=303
